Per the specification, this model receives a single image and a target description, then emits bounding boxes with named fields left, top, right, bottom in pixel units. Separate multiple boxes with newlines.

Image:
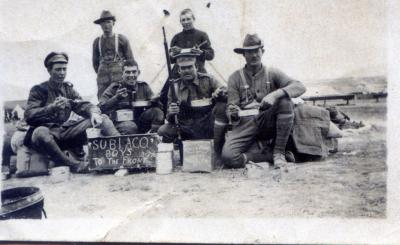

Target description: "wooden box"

left=182, top=140, right=215, bottom=173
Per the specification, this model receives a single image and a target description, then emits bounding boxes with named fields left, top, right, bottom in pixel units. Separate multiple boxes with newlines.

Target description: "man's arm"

left=120, top=35, right=134, bottom=62
left=92, top=37, right=100, bottom=73
left=24, top=85, right=58, bottom=126
left=270, top=67, right=306, bottom=98
left=227, top=72, right=241, bottom=106
left=98, top=83, right=121, bottom=113
left=68, top=85, right=101, bottom=117
left=200, top=32, right=214, bottom=61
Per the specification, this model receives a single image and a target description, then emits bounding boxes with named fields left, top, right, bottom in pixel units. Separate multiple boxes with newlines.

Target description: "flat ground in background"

left=2, top=102, right=386, bottom=219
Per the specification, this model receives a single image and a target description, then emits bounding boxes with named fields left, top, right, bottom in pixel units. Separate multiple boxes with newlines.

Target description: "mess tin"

left=191, top=98, right=212, bottom=107
left=131, top=100, right=151, bottom=107
left=238, top=108, right=260, bottom=117
left=115, top=109, right=134, bottom=122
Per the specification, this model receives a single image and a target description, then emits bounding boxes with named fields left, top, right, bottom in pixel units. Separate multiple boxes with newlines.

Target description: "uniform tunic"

left=170, top=28, right=214, bottom=73
left=24, top=81, right=110, bottom=149
left=158, top=73, right=223, bottom=141
left=222, top=65, right=332, bottom=167
left=99, top=80, right=164, bottom=134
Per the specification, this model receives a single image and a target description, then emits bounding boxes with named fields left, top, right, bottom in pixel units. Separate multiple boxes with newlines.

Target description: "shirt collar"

left=244, top=64, right=265, bottom=77
left=179, top=76, right=200, bottom=91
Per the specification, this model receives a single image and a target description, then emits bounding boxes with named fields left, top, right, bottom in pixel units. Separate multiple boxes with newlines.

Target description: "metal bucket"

left=0, top=187, right=46, bottom=220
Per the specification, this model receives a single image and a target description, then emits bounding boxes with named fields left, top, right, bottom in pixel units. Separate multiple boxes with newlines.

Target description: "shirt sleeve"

left=227, top=72, right=241, bottom=106
left=69, top=86, right=101, bottom=117
left=270, top=67, right=306, bottom=98
left=98, top=83, right=120, bottom=113
left=120, top=34, right=134, bottom=62
left=201, top=32, right=214, bottom=61
left=92, top=37, right=100, bottom=73
left=24, top=85, right=58, bottom=126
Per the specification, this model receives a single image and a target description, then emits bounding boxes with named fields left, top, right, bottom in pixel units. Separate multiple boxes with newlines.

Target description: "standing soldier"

left=93, top=10, right=135, bottom=99
left=157, top=50, right=227, bottom=147
left=160, top=8, right=215, bottom=114
left=222, top=34, right=306, bottom=171
left=24, top=52, right=120, bottom=173
left=99, top=60, right=164, bottom=135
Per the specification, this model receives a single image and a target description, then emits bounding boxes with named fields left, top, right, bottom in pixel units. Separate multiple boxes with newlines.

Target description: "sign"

left=88, top=134, right=159, bottom=170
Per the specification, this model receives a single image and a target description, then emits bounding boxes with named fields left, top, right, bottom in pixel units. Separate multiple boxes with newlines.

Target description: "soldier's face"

left=178, top=64, right=197, bottom=81
left=123, top=66, right=140, bottom=84
left=100, top=20, right=114, bottom=35
left=180, top=13, right=194, bottom=30
left=244, top=48, right=264, bottom=67
left=49, top=63, right=67, bottom=83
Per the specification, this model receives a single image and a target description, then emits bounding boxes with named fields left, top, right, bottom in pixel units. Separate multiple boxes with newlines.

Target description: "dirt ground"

left=2, top=102, right=386, bottom=219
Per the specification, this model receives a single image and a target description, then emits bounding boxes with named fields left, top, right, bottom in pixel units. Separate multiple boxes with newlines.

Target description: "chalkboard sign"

left=87, top=134, right=159, bottom=170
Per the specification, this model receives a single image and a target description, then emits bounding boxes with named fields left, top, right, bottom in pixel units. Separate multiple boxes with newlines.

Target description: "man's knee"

left=276, top=97, right=294, bottom=114
left=116, top=121, right=138, bottom=135
left=31, top=126, right=53, bottom=144
left=221, top=144, right=245, bottom=168
left=157, top=124, right=176, bottom=143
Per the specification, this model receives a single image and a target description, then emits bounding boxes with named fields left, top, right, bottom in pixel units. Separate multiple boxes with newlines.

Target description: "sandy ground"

left=2, top=102, right=386, bottom=219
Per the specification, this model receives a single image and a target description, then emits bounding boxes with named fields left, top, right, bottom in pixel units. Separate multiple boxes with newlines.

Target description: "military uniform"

left=222, top=65, right=306, bottom=167
left=99, top=80, right=164, bottom=135
left=93, top=34, right=135, bottom=99
left=158, top=73, right=226, bottom=142
left=92, top=11, right=135, bottom=99
left=170, top=29, right=214, bottom=74
left=24, top=81, right=119, bottom=150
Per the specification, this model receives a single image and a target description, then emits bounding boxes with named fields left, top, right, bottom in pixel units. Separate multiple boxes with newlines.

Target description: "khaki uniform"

left=158, top=73, right=225, bottom=142
left=24, top=81, right=119, bottom=150
left=99, top=80, right=164, bottom=135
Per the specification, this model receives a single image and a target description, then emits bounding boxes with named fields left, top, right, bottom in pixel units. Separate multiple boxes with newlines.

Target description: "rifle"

left=162, top=26, right=181, bottom=140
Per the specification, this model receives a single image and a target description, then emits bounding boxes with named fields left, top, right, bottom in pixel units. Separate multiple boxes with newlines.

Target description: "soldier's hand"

left=115, top=87, right=128, bottom=99
left=90, top=113, right=103, bottom=128
left=227, top=104, right=240, bottom=119
left=168, top=102, right=180, bottom=115
left=212, top=87, right=227, bottom=99
left=260, top=93, right=278, bottom=110
left=53, top=96, right=70, bottom=109
left=170, top=46, right=181, bottom=56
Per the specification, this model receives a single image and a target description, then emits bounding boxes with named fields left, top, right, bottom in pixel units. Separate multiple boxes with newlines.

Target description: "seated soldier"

left=98, top=59, right=164, bottom=135
left=222, top=34, right=335, bottom=172
left=157, top=49, right=227, bottom=151
left=24, top=52, right=121, bottom=173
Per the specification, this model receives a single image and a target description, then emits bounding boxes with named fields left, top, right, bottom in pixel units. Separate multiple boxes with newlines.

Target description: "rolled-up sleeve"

left=227, top=72, right=241, bottom=106
left=270, top=68, right=306, bottom=98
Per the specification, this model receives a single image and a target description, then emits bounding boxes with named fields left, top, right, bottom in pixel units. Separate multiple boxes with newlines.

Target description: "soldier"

left=222, top=34, right=307, bottom=171
left=160, top=8, right=215, bottom=114
left=157, top=50, right=227, bottom=147
left=93, top=10, right=135, bottom=99
left=24, top=52, right=120, bottom=173
left=170, top=8, right=215, bottom=74
left=99, top=59, right=164, bottom=135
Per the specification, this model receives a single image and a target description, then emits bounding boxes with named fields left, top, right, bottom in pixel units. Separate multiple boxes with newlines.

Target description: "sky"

left=0, top=0, right=387, bottom=101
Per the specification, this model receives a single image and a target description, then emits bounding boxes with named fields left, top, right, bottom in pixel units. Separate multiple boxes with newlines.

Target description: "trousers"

left=222, top=97, right=293, bottom=168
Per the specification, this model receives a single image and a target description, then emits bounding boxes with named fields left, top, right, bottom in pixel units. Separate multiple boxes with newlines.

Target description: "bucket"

left=156, top=143, right=173, bottom=174
left=0, top=187, right=46, bottom=220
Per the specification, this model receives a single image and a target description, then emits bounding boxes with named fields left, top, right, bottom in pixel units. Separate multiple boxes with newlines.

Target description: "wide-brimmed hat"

left=44, top=52, right=68, bottom=68
left=94, top=10, right=116, bottom=24
left=233, top=34, right=264, bottom=54
left=173, top=48, right=200, bottom=66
